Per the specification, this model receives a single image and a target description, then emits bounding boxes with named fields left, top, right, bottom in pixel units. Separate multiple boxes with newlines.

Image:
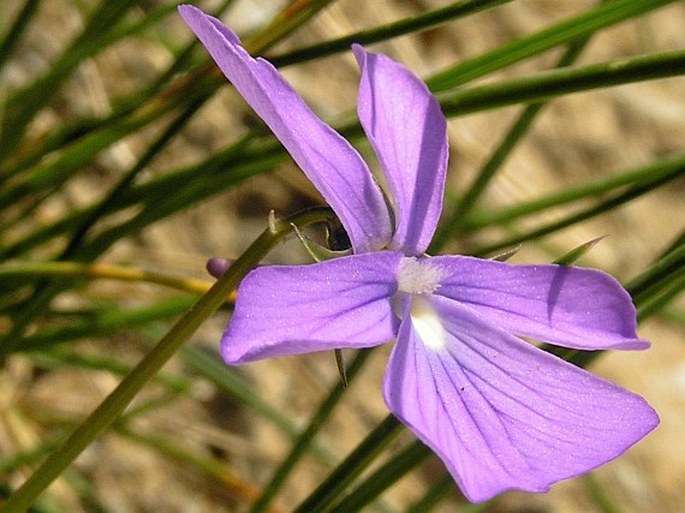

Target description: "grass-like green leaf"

left=426, top=0, right=679, bottom=91
left=0, top=0, right=139, bottom=162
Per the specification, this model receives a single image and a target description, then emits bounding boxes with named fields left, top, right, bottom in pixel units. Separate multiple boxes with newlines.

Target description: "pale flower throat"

left=396, top=257, right=449, bottom=351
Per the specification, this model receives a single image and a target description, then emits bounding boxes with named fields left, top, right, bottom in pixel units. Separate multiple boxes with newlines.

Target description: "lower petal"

left=222, top=251, right=401, bottom=363
left=383, top=295, right=658, bottom=503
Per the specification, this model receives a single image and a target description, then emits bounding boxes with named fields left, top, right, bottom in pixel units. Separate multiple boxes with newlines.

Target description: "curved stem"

left=0, top=207, right=335, bottom=513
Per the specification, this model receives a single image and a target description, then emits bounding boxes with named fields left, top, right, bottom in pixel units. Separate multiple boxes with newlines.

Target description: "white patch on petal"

left=397, top=257, right=447, bottom=295
left=410, top=298, right=447, bottom=351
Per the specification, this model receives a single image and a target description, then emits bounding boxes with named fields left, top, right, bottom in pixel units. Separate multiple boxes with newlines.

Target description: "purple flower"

left=179, top=5, right=658, bottom=502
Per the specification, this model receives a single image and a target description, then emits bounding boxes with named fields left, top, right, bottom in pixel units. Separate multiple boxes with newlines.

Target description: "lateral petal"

left=221, top=252, right=402, bottom=364
left=179, top=5, right=392, bottom=253
left=383, top=296, right=658, bottom=503
left=353, top=45, right=448, bottom=256
left=432, top=255, right=648, bottom=350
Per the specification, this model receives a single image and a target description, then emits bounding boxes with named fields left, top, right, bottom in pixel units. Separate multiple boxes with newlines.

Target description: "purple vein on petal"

left=432, top=255, right=649, bottom=351
left=221, top=251, right=402, bottom=363
left=384, top=295, right=658, bottom=502
left=353, top=45, right=448, bottom=256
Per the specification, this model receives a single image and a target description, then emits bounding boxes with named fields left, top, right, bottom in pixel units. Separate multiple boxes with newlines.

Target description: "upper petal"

left=221, top=251, right=402, bottom=363
left=383, top=295, right=658, bottom=503
left=432, top=255, right=648, bottom=350
left=179, top=5, right=392, bottom=253
left=353, top=45, right=448, bottom=256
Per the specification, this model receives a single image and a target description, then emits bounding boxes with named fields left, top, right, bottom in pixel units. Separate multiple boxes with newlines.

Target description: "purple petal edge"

left=383, top=295, right=658, bottom=502
left=353, top=45, right=448, bottom=256
left=434, top=255, right=649, bottom=351
left=178, top=5, right=392, bottom=253
left=221, top=251, right=402, bottom=363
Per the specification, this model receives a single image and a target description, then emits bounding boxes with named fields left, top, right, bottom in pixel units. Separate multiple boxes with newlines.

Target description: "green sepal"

left=489, top=244, right=521, bottom=262
left=290, top=221, right=352, bottom=263
left=554, top=236, right=606, bottom=265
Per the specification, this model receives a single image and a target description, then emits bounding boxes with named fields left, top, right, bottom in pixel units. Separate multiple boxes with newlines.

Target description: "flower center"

left=394, top=258, right=450, bottom=351
left=396, top=257, right=446, bottom=295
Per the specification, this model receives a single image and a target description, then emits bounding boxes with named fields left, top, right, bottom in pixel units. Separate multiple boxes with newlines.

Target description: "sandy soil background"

left=1, top=1, right=684, bottom=512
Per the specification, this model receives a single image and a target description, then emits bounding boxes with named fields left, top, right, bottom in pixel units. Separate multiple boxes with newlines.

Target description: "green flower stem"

left=250, top=350, right=372, bottom=513
left=0, top=207, right=335, bottom=513
left=292, top=415, right=404, bottom=513
left=438, top=49, right=685, bottom=118
left=426, top=0, right=677, bottom=91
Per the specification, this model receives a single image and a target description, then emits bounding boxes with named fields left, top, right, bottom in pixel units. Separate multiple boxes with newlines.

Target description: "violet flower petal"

left=432, top=255, right=648, bottom=350
left=222, top=251, right=402, bottom=364
left=178, top=5, right=392, bottom=253
left=353, top=45, right=448, bottom=256
left=383, top=295, right=658, bottom=503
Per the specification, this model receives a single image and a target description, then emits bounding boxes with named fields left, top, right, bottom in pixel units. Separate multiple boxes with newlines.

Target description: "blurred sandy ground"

left=1, top=0, right=684, bottom=512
